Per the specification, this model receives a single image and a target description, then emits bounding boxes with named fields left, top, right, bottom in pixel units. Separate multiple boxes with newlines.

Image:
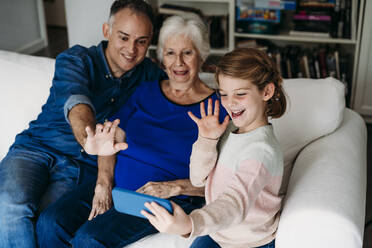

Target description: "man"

left=0, top=0, right=165, bottom=247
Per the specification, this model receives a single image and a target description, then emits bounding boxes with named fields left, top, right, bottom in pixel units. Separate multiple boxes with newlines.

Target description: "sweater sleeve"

left=188, top=159, right=274, bottom=238
left=189, top=136, right=219, bottom=187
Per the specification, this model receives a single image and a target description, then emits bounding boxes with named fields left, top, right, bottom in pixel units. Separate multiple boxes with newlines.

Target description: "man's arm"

left=68, top=103, right=96, bottom=148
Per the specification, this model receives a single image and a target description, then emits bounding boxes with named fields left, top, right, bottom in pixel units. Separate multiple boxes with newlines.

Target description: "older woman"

left=36, top=15, right=227, bottom=248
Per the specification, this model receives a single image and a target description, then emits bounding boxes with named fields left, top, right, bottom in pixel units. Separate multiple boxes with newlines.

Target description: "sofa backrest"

left=271, top=77, right=345, bottom=193
left=0, top=52, right=346, bottom=191
left=0, top=50, right=55, bottom=159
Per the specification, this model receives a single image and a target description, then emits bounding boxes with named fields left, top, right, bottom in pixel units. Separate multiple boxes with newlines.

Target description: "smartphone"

left=112, top=187, right=173, bottom=218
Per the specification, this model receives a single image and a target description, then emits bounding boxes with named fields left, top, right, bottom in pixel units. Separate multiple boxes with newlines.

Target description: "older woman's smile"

left=173, top=69, right=188, bottom=76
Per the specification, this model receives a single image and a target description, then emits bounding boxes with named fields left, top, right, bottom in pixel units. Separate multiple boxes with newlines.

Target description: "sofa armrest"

left=276, top=108, right=367, bottom=248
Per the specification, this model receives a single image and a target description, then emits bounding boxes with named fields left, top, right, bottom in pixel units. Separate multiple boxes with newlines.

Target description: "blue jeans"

left=190, top=235, right=275, bottom=248
left=36, top=180, right=205, bottom=248
left=0, top=147, right=81, bottom=248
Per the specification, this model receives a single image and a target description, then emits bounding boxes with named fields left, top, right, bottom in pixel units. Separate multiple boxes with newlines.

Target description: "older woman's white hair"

left=156, top=14, right=210, bottom=64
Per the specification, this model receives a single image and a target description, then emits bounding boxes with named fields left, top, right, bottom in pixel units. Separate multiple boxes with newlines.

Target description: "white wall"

left=65, top=0, right=115, bottom=48
left=353, top=0, right=372, bottom=120
left=0, top=0, right=47, bottom=54
left=64, top=0, right=159, bottom=48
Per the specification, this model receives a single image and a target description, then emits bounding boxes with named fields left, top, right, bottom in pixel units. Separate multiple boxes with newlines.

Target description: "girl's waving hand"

left=188, top=98, right=230, bottom=140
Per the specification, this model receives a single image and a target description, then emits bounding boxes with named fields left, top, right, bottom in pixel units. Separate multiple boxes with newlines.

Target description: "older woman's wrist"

left=96, top=175, right=114, bottom=190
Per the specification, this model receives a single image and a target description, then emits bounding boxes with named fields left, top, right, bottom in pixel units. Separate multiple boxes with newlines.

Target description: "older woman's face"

left=162, top=34, right=200, bottom=85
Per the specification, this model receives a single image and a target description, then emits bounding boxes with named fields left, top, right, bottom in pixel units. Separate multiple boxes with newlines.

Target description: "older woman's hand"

left=136, top=179, right=204, bottom=199
left=88, top=183, right=113, bottom=220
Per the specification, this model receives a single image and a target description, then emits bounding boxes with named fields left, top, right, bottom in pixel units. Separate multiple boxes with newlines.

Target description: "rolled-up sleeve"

left=64, top=94, right=95, bottom=124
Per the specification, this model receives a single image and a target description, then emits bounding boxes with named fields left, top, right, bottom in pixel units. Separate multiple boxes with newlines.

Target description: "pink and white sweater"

left=188, top=124, right=283, bottom=248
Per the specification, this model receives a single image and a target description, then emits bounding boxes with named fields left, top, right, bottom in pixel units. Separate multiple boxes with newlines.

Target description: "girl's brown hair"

left=215, top=48, right=287, bottom=118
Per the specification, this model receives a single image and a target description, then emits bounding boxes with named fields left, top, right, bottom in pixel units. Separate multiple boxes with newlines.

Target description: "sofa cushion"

left=271, top=77, right=345, bottom=193
left=0, top=50, right=54, bottom=159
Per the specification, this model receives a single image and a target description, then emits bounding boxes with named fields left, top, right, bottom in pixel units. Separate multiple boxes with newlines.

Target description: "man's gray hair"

left=156, top=14, right=210, bottom=64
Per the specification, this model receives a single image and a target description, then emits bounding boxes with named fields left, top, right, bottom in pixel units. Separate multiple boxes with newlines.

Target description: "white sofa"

left=0, top=50, right=367, bottom=248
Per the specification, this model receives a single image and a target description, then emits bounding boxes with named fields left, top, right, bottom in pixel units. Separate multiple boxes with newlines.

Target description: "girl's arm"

left=189, top=159, right=280, bottom=237
left=189, top=136, right=219, bottom=187
left=187, top=99, right=230, bottom=187
left=142, top=159, right=278, bottom=238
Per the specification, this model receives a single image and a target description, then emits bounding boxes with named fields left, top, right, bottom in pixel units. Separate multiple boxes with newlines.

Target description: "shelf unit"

left=149, top=0, right=235, bottom=54
left=233, top=0, right=365, bottom=108
left=150, top=0, right=366, bottom=108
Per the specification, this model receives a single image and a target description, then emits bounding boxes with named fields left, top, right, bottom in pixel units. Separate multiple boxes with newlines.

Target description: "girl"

left=142, top=48, right=287, bottom=248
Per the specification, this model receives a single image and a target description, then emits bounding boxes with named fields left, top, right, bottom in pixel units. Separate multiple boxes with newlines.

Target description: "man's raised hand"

left=83, top=119, right=128, bottom=156
left=188, top=98, right=229, bottom=140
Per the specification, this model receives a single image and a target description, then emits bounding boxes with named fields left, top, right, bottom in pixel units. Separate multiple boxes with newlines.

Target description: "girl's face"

left=218, top=74, right=273, bottom=133
left=162, top=34, right=200, bottom=85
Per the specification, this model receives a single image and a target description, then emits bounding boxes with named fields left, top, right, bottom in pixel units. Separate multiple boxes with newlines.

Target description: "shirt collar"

left=98, top=41, right=137, bottom=80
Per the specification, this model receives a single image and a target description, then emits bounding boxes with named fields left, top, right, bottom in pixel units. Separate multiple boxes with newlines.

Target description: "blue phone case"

left=112, top=187, right=173, bottom=218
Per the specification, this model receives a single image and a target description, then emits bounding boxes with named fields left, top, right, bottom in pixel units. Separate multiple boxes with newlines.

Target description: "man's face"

left=103, top=8, right=152, bottom=78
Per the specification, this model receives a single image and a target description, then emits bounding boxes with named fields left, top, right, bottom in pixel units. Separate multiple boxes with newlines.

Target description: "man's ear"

left=103, top=22, right=110, bottom=40
left=262, top=82, right=275, bottom=101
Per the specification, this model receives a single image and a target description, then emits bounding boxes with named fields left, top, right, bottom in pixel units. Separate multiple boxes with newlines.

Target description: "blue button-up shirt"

left=12, top=41, right=166, bottom=169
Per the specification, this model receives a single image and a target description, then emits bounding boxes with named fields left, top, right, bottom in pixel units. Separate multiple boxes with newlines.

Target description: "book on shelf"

left=317, top=48, right=328, bottom=78
left=266, top=42, right=349, bottom=81
left=236, top=6, right=281, bottom=23
left=336, top=0, right=345, bottom=38
left=275, top=52, right=283, bottom=76
left=314, top=59, right=321, bottom=79
left=301, top=54, right=311, bottom=78
left=292, top=0, right=355, bottom=38
left=292, top=10, right=333, bottom=34
left=306, top=53, right=317, bottom=78
left=350, top=0, right=357, bottom=40
left=334, top=50, right=340, bottom=79
left=254, top=0, right=296, bottom=10
left=298, top=0, right=336, bottom=8
left=326, top=50, right=337, bottom=78
left=289, top=30, right=331, bottom=38
left=343, top=0, right=351, bottom=38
